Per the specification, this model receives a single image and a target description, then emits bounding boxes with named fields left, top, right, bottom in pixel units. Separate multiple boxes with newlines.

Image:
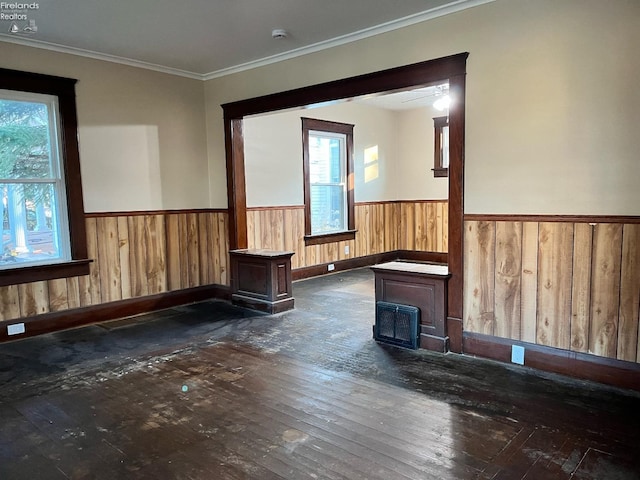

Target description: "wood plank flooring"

left=1, top=268, right=639, bottom=479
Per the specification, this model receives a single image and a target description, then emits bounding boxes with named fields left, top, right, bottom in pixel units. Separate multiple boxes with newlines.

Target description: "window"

left=0, top=68, right=89, bottom=286
left=302, top=118, right=355, bottom=245
left=432, top=115, right=449, bottom=177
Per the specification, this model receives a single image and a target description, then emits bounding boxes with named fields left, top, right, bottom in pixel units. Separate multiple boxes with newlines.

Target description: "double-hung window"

left=0, top=68, right=89, bottom=286
left=432, top=115, right=449, bottom=177
left=302, top=118, right=355, bottom=245
left=1, top=90, right=70, bottom=266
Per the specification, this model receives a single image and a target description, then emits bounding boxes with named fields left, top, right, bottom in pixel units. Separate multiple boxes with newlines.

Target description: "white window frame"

left=301, top=117, right=355, bottom=246
left=1, top=89, right=72, bottom=269
left=307, top=129, right=348, bottom=235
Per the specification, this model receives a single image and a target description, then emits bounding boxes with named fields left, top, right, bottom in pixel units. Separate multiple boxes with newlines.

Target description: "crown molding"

left=0, top=0, right=494, bottom=82
left=202, top=0, right=494, bottom=80
left=0, top=34, right=204, bottom=80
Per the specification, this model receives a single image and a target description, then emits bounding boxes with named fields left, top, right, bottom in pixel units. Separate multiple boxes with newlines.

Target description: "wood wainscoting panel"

left=85, top=217, right=102, bottom=305
left=197, top=212, right=212, bottom=286
left=400, top=201, right=415, bottom=250
left=0, top=210, right=229, bottom=329
left=65, top=275, right=81, bottom=310
left=589, top=224, right=623, bottom=358
left=619, top=224, right=640, bottom=362
left=463, top=221, right=495, bottom=335
left=494, top=221, right=522, bottom=340
left=570, top=223, right=593, bottom=352
left=179, top=214, right=191, bottom=288
left=0, top=285, right=20, bottom=320
left=96, top=216, right=122, bottom=303
left=536, top=222, right=573, bottom=350
left=186, top=213, right=200, bottom=289
left=149, top=215, right=169, bottom=294
left=127, top=215, right=148, bottom=297
left=47, top=278, right=69, bottom=312
left=18, top=281, right=49, bottom=317
left=117, top=216, right=132, bottom=300
left=464, top=217, right=640, bottom=366
left=165, top=214, right=181, bottom=291
left=520, top=222, right=539, bottom=344
left=247, top=200, right=448, bottom=271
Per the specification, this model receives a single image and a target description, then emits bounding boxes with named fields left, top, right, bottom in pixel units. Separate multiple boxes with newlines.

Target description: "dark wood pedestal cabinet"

left=229, top=249, right=295, bottom=314
left=371, top=262, right=450, bottom=352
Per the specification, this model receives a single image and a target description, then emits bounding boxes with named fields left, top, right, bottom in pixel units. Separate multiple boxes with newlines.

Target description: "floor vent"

left=374, top=301, right=420, bottom=349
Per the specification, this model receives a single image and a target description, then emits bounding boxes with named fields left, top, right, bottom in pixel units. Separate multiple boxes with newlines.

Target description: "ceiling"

left=0, top=0, right=490, bottom=79
left=354, top=83, right=450, bottom=111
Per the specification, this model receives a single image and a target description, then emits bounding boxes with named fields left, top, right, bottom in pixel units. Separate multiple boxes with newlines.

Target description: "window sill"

left=304, top=230, right=357, bottom=246
left=0, top=259, right=92, bottom=287
left=432, top=168, right=448, bottom=178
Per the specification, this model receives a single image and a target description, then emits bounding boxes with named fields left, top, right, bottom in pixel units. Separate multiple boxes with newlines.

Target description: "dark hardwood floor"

left=1, top=268, right=639, bottom=479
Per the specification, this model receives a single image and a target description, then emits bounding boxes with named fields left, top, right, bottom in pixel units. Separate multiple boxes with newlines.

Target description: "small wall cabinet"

left=230, top=249, right=295, bottom=314
left=371, top=262, right=450, bottom=352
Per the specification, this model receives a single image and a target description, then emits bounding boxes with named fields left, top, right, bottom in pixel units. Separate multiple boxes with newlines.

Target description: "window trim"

left=432, top=115, right=449, bottom=177
left=0, top=67, right=90, bottom=286
left=302, top=117, right=355, bottom=245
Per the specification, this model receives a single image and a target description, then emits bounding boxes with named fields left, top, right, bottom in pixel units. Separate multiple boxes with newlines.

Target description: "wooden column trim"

left=447, top=72, right=466, bottom=353
left=225, top=117, right=247, bottom=250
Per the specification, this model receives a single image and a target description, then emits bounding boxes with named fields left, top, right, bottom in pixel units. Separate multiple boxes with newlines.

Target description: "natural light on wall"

left=79, top=125, right=162, bottom=212
left=364, top=145, right=379, bottom=183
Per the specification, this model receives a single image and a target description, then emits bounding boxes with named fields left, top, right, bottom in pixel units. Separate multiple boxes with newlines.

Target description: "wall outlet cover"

left=7, top=323, right=26, bottom=336
left=511, top=345, right=525, bottom=365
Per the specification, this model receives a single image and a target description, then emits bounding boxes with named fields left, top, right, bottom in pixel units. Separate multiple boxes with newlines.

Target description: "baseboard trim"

left=447, top=317, right=463, bottom=353
left=463, top=332, right=640, bottom=392
left=0, top=284, right=231, bottom=343
left=292, top=250, right=447, bottom=281
left=420, top=333, right=448, bottom=353
left=231, top=293, right=294, bottom=314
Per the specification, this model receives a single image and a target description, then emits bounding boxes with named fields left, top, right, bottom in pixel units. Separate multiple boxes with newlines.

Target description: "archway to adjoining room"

left=223, top=53, right=468, bottom=352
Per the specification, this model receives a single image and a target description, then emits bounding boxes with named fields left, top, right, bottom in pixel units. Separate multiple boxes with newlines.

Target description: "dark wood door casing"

left=222, top=52, right=468, bottom=352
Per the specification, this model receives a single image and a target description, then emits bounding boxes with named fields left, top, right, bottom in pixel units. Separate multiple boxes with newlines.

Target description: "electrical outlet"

left=7, top=323, right=25, bottom=336
left=511, top=345, right=525, bottom=365
left=344, top=245, right=349, bottom=255
left=327, top=263, right=335, bottom=271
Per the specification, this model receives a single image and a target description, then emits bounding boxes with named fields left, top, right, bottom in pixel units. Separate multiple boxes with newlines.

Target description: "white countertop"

left=371, top=261, right=449, bottom=276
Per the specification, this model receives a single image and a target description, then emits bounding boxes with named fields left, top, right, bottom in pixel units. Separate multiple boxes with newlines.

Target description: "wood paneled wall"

left=247, top=200, right=448, bottom=270
left=464, top=220, right=640, bottom=363
left=0, top=211, right=229, bottom=323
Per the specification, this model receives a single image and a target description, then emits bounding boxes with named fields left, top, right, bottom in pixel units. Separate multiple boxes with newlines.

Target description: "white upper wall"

left=2, top=0, right=637, bottom=215
left=206, top=0, right=640, bottom=215
left=244, top=101, right=447, bottom=207
left=0, top=42, right=209, bottom=212
left=396, top=105, right=449, bottom=201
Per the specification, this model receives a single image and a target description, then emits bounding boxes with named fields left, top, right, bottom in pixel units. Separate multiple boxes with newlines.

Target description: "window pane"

left=310, top=184, right=345, bottom=234
left=0, top=98, right=54, bottom=179
left=309, top=134, right=343, bottom=183
left=1, top=183, right=66, bottom=268
left=442, top=125, right=450, bottom=169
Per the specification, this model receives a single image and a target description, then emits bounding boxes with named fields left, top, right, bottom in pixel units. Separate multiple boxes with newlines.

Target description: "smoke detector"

left=271, top=29, right=288, bottom=40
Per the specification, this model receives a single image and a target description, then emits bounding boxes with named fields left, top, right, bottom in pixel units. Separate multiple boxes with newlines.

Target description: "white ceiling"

left=355, top=83, right=449, bottom=111
left=0, top=0, right=491, bottom=79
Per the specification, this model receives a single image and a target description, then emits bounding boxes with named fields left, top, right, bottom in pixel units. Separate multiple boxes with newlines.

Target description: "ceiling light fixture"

left=271, top=29, right=288, bottom=40
left=434, top=95, right=451, bottom=111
